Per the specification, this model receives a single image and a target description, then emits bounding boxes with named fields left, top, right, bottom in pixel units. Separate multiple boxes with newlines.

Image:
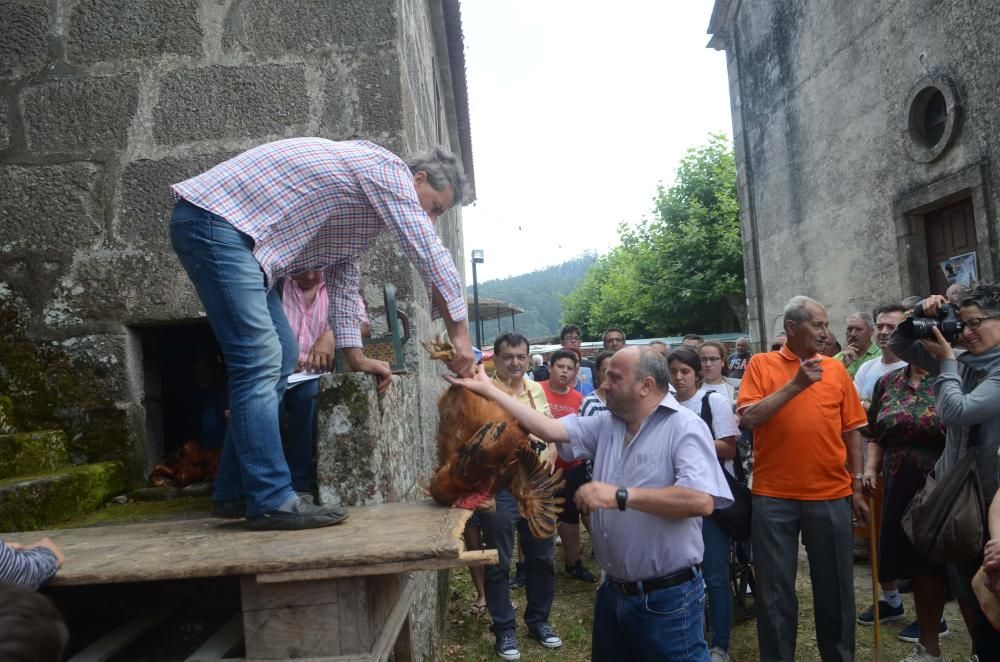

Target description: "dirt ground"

left=442, top=534, right=974, bottom=661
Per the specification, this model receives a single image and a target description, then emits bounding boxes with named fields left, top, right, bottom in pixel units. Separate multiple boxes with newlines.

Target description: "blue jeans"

left=702, top=517, right=732, bottom=651
left=282, top=379, right=318, bottom=493
left=170, top=200, right=298, bottom=516
left=479, top=490, right=555, bottom=634
left=592, top=571, right=710, bottom=662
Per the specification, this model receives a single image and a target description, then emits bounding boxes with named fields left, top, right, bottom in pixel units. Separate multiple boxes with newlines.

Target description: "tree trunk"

left=724, top=292, right=749, bottom=333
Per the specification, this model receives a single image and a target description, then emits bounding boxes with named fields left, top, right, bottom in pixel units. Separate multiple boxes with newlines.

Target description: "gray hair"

left=636, top=347, right=671, bottom=391
left=782, top=295, right=825, bottom=325
left=405, top=146, right=467, bottom=206
left=845, top=311, right=875, bottom=329
left=961, top=282, right=1000, bottom=317
left=946, top=283, right=970, bottom=305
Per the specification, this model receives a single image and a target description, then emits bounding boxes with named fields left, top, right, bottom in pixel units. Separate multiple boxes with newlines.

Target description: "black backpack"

left=698, top=391, right=752, bottom=541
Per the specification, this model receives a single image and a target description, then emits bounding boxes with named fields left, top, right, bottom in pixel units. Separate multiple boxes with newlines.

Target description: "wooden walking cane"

left=868, top=494, right=882, bottom=660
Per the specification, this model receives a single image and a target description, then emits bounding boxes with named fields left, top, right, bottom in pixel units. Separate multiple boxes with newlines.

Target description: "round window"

left=903, top=76, right=959, bottom=163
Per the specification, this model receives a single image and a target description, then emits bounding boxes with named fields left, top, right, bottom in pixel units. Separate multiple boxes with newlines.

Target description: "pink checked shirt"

left=171, top=139, right=465, bottom=347
left=282, top=278, right=330, bottom=365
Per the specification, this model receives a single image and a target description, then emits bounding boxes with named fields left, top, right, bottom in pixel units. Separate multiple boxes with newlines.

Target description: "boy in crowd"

left=540, top=350, right=597, bottom=583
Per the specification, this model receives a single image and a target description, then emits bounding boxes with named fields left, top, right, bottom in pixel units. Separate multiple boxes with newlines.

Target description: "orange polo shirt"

left=737, top=346, right=866, bottom=500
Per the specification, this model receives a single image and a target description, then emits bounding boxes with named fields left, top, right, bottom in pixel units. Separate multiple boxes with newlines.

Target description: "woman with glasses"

left=699, top=341, right=737, bottom=408
left=891, top=282, right=1000, bottom=661
left=668, top=346, right=741, bottom=662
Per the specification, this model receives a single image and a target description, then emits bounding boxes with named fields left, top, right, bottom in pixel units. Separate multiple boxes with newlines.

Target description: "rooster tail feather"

left=512, top=447, right=566, bottom=539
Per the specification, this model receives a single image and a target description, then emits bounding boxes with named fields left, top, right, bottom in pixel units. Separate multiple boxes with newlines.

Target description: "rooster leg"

left=420, top=331, right=457, bottom=361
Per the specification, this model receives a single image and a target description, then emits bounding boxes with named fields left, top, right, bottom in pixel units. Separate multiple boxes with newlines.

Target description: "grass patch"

left=442, top=534, right=974, bottom=660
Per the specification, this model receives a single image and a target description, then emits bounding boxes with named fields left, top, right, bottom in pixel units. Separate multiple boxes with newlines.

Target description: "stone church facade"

left=708, top=0, right=1000, bottom=343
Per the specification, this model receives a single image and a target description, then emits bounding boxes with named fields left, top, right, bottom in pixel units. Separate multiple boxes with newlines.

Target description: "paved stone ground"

left=725, top=545, right=974, bottom=661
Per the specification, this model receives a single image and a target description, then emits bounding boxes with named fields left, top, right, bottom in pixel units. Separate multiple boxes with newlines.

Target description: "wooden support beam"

left=184, top=613, right=243, bottom=661
left=255, top=549, right=497, bottom=584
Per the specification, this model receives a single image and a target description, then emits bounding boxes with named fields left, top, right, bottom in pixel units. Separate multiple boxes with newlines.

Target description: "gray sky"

left=460, top=1, right=732, bottom=282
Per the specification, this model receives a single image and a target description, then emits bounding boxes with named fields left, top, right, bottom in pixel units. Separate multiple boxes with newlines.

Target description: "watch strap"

left=616, top=487, right=628, bottom=511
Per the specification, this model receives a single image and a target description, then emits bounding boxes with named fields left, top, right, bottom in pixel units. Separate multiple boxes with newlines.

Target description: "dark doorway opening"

left=137, top=321, right=227, bottom=474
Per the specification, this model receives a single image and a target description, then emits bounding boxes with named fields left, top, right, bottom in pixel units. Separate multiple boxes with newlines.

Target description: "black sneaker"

left=526, top=622, right=562, bottom=649
left=510, top=561, right=527, bottom=589
left=211, top=499, right=246, bottom=519
left=857, top=600, right=905, bottom=625
left=565, top=560, right=597, bottom=583
left=246, top=496, right=349, bottom=530
left=494, top=631, right=520, bottom=660
left=898, top=617, right=949, bottom=643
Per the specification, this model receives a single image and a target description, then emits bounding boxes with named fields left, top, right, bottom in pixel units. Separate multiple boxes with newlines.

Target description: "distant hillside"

left=468, top=254, right=597, bottom=340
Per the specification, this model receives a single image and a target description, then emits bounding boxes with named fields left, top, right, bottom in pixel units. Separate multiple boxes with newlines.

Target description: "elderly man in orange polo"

left=738, top=295, right=869, bottom=662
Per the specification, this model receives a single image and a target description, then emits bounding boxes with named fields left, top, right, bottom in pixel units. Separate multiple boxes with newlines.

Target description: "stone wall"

left=1, top=1, right=470, bottom=657
left=709, top=0, right=1000, bottom=344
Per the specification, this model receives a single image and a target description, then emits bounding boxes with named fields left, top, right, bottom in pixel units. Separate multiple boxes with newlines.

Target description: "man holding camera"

left=890, top=283, right=1000, bottom=660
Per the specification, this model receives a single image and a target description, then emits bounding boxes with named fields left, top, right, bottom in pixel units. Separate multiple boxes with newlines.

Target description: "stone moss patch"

left=61, top=496, right=212, bottom=529
left=0, top=395, right=13, bottom=433
left=0, top=461, right=127, bottom=532
left=0, top=430, right=69, bottom=479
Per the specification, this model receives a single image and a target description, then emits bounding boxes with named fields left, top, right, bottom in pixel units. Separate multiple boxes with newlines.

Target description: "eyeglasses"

left=964, top=316, right=1000, bottom=330
left=700, top=356, right=722, bottom=363
left=562, top=335, right=581, bottom=341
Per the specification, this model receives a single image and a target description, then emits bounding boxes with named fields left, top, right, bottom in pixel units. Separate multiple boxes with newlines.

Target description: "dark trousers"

left=281, top=378, right=318, bottom=493
left=479, top=489, right=554, bottom=634
left=752, top=495, right=855, bottom=662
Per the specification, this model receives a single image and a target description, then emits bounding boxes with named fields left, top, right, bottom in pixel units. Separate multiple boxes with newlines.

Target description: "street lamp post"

left=471, top=249, right=484, bottom=349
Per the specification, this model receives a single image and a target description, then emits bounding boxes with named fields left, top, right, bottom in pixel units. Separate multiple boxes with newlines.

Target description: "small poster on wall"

left=939, top=251, right=978, bottom=287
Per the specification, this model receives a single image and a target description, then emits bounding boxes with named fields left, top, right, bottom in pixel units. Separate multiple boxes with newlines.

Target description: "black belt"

left=608, top=567, right=698, bottom=596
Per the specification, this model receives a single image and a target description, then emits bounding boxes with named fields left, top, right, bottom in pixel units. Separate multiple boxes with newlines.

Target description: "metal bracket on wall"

left=335, top=284, right=410, bottom=374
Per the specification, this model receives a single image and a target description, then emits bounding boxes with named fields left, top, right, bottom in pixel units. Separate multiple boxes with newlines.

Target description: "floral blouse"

left=868, top=367, right=946, bottom=476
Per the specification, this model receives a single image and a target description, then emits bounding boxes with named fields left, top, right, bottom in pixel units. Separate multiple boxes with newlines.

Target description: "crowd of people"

left=447, top=282, right=1000, bottom=662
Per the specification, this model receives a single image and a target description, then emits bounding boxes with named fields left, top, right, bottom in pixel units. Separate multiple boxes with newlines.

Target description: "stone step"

left=0, top=462, right=128, bottom=532
left=0, top=430, right=70, bottom=479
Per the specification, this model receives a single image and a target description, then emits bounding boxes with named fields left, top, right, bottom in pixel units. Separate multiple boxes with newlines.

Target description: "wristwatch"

left=616, top=487, right=629, bottom=511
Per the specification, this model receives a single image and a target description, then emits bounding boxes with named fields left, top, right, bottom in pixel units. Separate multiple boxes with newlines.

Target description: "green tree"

left=562, top=134, right=745, bottom=336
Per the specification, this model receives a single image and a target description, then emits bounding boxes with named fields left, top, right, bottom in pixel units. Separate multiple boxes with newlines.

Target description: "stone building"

left=708, top=0, right=999, bottom=343
left=1, top=0, right=474, bottom=656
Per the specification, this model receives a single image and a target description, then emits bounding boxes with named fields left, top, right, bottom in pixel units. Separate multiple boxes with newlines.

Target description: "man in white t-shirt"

left=852, top=305, right=908, bottom=407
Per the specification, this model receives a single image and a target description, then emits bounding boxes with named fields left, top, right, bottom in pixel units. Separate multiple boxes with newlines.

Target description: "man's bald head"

left=613, top=345, right=670, bottom=393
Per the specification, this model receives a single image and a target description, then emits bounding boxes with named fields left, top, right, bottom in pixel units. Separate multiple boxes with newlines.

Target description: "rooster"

left=149, top=440, right=221, bottom=488
left=422, top=334, right=565, bottom=539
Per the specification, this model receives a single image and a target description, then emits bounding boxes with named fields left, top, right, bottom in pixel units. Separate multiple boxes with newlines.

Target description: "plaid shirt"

left=171, top=139, right=465, bottom=347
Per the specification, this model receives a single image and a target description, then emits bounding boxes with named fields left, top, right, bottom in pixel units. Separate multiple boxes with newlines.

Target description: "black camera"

left=908, top=301, right=965, bottom=342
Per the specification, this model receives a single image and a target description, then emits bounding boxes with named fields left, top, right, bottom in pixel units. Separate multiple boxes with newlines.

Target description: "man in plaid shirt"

left=170, top=138, right=474, bottom=530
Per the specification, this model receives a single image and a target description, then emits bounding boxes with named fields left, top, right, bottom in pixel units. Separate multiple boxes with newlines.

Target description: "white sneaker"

left=710, top=647, right=731, bottom=662
left=899, top=644, right=942, bottom=662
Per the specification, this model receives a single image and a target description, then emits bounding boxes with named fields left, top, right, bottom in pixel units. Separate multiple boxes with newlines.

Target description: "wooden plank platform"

left=3, top=500, right=495, bottom=586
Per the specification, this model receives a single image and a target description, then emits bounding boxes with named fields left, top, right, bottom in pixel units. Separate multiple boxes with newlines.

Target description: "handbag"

left=902, top=425, right=986, bottom=564
left=699, top=393, right=752, bottom=541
